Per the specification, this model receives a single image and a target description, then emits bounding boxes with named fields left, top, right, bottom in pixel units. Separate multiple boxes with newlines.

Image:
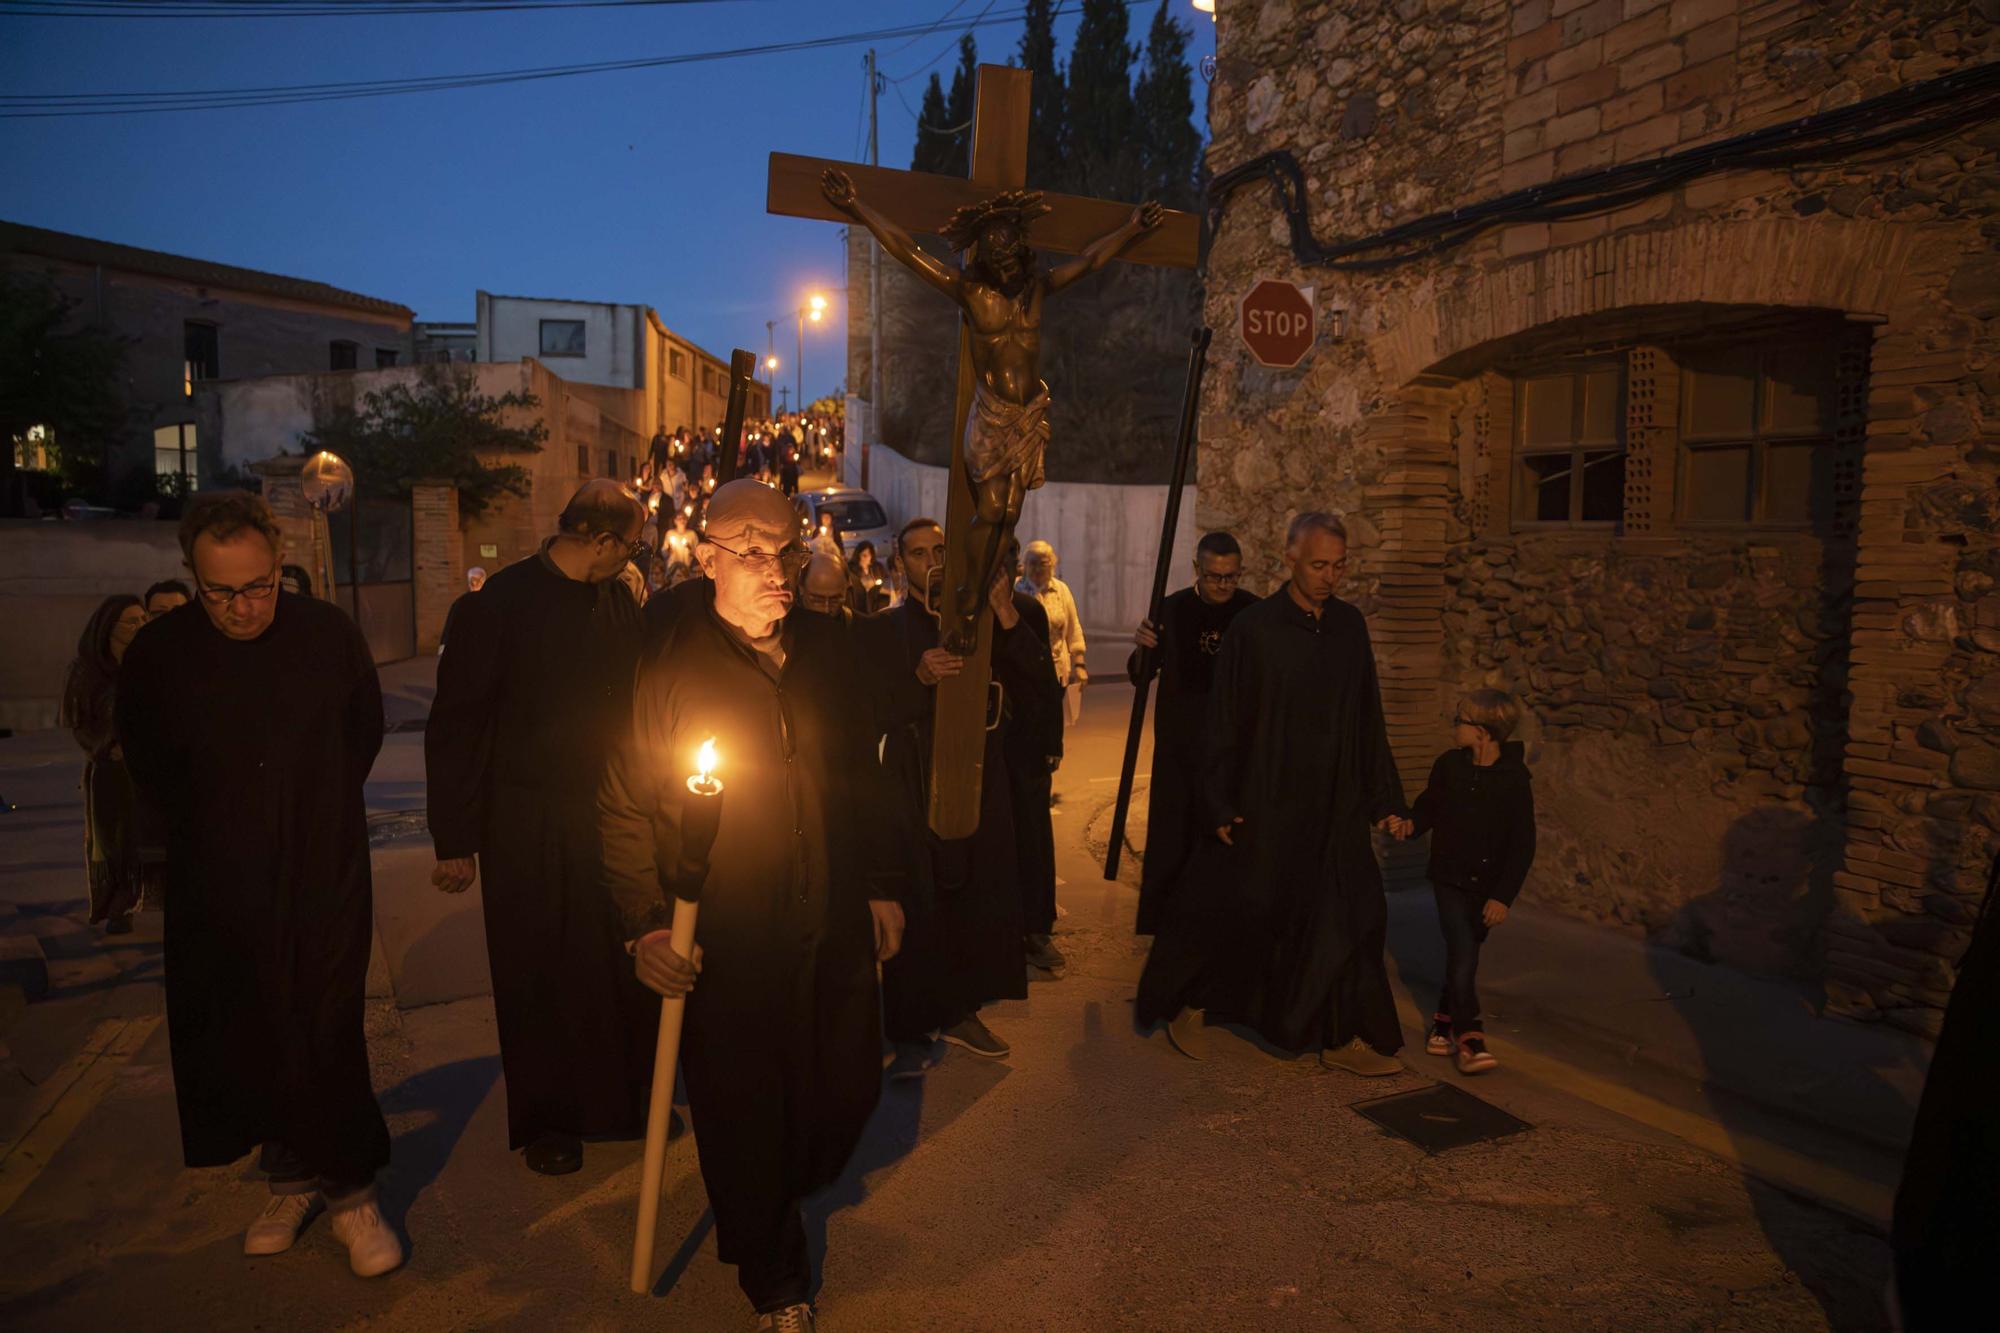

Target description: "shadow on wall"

left=1653, top=810, right=1900, bottom=1331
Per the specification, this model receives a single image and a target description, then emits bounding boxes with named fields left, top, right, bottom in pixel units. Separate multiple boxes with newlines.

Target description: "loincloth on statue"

left=963, top=379, right=1051, bottom=491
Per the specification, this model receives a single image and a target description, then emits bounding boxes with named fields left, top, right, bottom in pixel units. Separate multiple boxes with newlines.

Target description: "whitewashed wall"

left=862, top=442, right=1200, bottom=648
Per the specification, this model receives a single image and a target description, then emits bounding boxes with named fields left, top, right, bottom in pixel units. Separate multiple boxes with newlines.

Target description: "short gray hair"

left=1024, top=539, right=1056, bottom=563
left=1285, top=511, right=1347, bottom=549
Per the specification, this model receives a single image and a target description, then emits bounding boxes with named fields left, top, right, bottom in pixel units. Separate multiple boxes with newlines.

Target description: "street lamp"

left=796, top=292, right=827, bottom=419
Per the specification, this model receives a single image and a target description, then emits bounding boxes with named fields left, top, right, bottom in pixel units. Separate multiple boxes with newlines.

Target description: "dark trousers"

left=1433, top=882, right=1491, bottom=1034
left=260, top=1141, right=375, bottom=1209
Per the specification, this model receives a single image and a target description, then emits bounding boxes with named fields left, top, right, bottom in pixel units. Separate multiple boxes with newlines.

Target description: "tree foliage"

left=301, top=368, right=543, bottom=519
left=1135, top=2, right=1202, bottom=209
left=911, top=72, right=952, bottom=173
left=0, top=273, right=131, bottom=506
left=1064, top=0, right=1140, bottom=199
left=1018, top=0, right=1068, bottom=192
left=941, top=34, right=978, bottom=179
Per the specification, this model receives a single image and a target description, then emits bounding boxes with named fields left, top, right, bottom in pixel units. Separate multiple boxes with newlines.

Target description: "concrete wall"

left=1202, top=0, right=2000, bottom=1034
left=863, top=443, right=1202, bottom=647
left=0, top=520, right=185, bottom=732
left=2, top=252, right=411, bottom=496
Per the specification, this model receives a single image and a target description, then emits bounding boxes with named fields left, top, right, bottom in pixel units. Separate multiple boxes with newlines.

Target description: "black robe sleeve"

left=1352, top=621, right=1408, bottom=825
left=115, top=631, right=175, bottom=815
left=1001, top=593, right=1063, bottom=764
left=1408, top=754, right=1449, bottom=840
left=343, top=616, right=386, bottom=791
left=1490, top=776, right=1537, bottom=906
left=599, top=637, right=679, bottom=939
left=425, top=589, right=502, bottom=861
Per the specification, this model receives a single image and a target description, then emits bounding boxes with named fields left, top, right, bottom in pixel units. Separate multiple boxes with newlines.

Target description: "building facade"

left=475, top=291, right=769, bottom=445
left=1, top=220, right=413, bottom=501
left=1198, top=0, right=1999, bottom=1035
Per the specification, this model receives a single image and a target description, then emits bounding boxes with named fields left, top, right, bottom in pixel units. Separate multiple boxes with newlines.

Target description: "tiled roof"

left=0, top=219, right=414, bottom=320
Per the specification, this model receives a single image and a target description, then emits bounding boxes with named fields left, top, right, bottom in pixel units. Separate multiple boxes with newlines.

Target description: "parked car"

left=793, top=485, right=894, bottom=565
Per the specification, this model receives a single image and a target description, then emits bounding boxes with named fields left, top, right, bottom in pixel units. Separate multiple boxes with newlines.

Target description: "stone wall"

left=1201, top=0, right=2000, bottom=1034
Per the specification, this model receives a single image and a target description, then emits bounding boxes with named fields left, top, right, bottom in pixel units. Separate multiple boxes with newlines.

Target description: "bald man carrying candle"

left=600, top=480, right=905, bottom=1331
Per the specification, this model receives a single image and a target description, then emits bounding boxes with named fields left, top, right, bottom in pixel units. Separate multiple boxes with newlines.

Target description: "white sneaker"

left=756, top=1304, right=815, bottom=1332
left=328, top=1200, right=405, bottom=1277
left=244, top=1191, right=320, bottom=1256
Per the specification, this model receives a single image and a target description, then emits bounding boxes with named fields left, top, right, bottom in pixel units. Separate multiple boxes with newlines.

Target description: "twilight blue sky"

left=2, top=0, right=1215, bottom=405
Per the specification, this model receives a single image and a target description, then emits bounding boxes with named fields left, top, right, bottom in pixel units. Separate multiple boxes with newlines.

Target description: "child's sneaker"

left=1425, top=1014, right=1453, bottom=1057
left=1455, top=1033, right=1498, bottom=1075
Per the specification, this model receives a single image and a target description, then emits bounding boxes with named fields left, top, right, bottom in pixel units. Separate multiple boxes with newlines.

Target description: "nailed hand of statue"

left=1134, top=200, right=1164, bottom=231
left=820, top=168, right=858, bottom=215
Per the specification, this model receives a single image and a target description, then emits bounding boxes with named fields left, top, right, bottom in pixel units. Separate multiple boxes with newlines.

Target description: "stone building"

left=1, top=220, right=414, bottom=500
left=1197, top=0, right=1998, bottom=1035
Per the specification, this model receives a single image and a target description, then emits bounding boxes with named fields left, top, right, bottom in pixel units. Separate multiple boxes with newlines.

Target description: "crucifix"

left=768, top=63, right=1199, bottom=837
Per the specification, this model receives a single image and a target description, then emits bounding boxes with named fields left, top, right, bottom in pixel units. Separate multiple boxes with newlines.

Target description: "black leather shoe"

left=524, top=1132, right=582, bottom=1175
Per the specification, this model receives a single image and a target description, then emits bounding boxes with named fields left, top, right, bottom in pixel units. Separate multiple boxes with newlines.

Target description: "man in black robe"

left=862, top=518, right=1049, bottom=1074
left=1135, top=512, right=1410, bottom=1074
left=117, top=490, right=403, bottom=1276
left=600, top=480, right=904, bottom=1329
left=1127, top=530, right=1259, bottom=935
left=998, top=538, right=1066, bottom=972
left=426, top=480, right=654, bottom=1176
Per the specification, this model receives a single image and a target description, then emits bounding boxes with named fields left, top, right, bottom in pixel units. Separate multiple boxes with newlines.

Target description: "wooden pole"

left=629, top=894, right=700, bottom=1295
left=1104, top=327, right=1212, bottom=881
left=716, top=348, right=758, bottom=487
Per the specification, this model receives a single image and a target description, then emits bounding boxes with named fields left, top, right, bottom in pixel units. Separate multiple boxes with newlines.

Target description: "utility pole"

left=865, top=46, right=882, bottom=491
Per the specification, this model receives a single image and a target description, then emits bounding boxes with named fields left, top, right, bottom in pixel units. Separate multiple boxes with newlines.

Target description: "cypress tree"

left=1017, top=0, right=1068, bottom=191
left=1064, top=0, right=1140, bottom=200
left=1134, top=1, right=1201, bottom=209
left=942, top=33, right=978, bottom=179
left=911, top=71, right=951, bottom=173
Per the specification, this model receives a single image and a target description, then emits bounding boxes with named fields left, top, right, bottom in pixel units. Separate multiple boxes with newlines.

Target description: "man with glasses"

left=1126, top=530, right=1259, bottom=935
left=115, top=490, right=403, bottom=1276
left=600, top=479, right=904, bottom=1330
left=426, top=479, right=654, bottom=1177
left=1136, top=512, right=1412, bottom=1074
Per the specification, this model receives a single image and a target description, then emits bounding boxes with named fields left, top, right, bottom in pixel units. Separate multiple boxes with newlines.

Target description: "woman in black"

left=61, top=594, right=151, bottom=935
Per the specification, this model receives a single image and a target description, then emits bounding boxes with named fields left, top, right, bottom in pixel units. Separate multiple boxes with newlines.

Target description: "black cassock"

left=116, top=595, right=389, bottom=1183
left=1001, top=596, right=1064, bottom=939
left=426, top=546, right=654, bottom=1149
left=600, top=588, right=898, bottom=1306
left=1126, top=586, right=1258, bottom=935
left=1136, top=592, right=1408, bottom=1055
left=861, top=597, right=1043, bottom=1041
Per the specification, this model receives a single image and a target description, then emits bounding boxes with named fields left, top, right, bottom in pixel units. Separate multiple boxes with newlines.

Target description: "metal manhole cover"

left=1350, top=1081, right=1532, bottom=1154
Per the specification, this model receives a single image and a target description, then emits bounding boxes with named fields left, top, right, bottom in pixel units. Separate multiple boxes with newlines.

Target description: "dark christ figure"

left=820, top=167, right=1163, bottom=651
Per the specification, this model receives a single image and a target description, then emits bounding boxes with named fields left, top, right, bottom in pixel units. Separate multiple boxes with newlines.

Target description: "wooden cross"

left=768, top=63, right=1199, bottom=838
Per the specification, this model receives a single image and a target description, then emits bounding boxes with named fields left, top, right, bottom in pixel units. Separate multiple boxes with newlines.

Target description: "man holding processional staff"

left=600, top=479, right=907, bottom=1332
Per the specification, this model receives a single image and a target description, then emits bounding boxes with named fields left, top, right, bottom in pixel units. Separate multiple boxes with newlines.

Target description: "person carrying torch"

left=600, top=479, right=906, bottom=1332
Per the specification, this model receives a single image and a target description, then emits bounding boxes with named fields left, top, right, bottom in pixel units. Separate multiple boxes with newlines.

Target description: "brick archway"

left=1351, top=216, right=1976, bottom=1025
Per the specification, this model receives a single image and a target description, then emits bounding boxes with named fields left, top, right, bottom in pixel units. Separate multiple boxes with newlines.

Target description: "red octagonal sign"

left=1239, top=278, right=1317, bottom=369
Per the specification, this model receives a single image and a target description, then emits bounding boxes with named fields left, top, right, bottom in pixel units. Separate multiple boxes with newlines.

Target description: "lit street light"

left=794, top=292, right=828, bottom=421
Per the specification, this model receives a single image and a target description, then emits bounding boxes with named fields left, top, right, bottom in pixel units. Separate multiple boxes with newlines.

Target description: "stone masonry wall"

left=1200, top=0, right=2000, bottom=1034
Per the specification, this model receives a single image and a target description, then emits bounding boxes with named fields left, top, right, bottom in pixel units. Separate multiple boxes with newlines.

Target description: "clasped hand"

left=634, top=929, right=703, bottom=998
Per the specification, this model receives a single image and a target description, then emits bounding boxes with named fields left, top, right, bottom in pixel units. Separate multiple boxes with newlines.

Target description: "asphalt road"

left=0, top=678, right=1894, bottom=1331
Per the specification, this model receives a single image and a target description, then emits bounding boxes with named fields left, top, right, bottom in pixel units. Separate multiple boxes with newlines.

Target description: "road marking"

left=0, top=1014, right=162, bottom=1218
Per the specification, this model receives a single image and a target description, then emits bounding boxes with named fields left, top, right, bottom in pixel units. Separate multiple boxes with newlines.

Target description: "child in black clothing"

left=1404, top=688, right=1536, bottom=1075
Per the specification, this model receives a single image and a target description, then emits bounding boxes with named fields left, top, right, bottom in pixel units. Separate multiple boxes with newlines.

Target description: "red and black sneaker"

left=1425, top=1014, right=1453, bottom=1057
left=1455, top=1032, right=1498, bottom=1075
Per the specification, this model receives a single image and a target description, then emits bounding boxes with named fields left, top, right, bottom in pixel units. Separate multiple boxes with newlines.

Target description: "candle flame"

left=696, top=737, right=718, bottom=780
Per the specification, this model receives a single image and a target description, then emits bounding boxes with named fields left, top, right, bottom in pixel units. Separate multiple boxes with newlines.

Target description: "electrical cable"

left=0, top=0, right=740, bottom=15
left=0, top=1, right=1137, bottom=116
left=1201, top=61, right=2000, bottom=274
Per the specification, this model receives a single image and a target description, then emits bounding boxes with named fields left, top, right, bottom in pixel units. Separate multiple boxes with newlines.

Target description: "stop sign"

left=1239, top=279, right=1316, bottom=368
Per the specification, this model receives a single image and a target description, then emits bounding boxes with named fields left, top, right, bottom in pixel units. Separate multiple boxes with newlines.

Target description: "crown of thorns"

left=942, top=189, right=1052, bottom=252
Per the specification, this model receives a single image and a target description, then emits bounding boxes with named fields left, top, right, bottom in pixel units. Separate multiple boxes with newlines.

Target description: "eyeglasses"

left=196, top=569, right=280, bottom=608
left=707, top=537, right=810, bottom=574
left=596, top=531, right=651, bottom=564
left=1197, top=570, right=1242, bottom=586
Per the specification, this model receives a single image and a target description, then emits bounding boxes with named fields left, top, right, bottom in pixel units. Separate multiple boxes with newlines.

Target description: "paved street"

left=0, top=668, right=1900, bottom=1331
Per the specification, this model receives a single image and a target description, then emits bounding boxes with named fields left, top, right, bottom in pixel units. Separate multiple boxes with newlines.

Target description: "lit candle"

left=687, top=737, right=723, bottom=799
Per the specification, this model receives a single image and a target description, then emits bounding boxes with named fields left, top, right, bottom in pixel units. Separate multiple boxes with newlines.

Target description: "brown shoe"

left=1320, top=1037, right=1401, bottom=1077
